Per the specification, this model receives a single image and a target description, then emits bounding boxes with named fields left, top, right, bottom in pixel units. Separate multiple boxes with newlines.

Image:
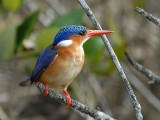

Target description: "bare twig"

left=77, top=0, right=143, bottom=120
left=36, top=82, right=115, bottom=120
left=88, top=74, right=113, bottom=116
left=135, top=7, right=160, bottom=27
left=0, top=106, right=9, bottom=120
left=123, top=65, right=160, bottom=112
left=125, top=51, right=160, bottom=84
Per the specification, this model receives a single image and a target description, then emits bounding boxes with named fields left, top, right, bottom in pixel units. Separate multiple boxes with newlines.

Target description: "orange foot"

left=63, top=90, right=71, bottom=109
left=43, top=83, right=50, bottom=96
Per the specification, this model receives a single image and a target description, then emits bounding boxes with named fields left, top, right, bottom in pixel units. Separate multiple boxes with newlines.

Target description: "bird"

left=19, top=25, right=113, bottom=109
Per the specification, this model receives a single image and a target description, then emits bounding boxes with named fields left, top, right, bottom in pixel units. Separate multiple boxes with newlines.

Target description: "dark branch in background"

left=77, top=0, right=143, bottom=120
left=125, top=51, right=160, bottom=84
left=135, top=7, right=160, bottom=27
left=123, top=65, right=160, bottom=112
left=134, top=7, right=160, bottom=84
left=36, top=83, right=115, bottom=120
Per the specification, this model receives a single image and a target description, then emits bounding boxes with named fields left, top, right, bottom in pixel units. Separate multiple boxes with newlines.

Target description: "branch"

left=125, top=51, right=160, bottom=84
left=36, top=82, right=115, bottom=120
left=123, top=65, right=160, bottom=112
left=135, top=7, right=160, bottom=27
left=77, top=0, right=143, bottom=120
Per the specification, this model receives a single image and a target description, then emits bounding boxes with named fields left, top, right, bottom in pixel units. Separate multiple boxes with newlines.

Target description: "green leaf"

left=91, top=59, right=115, bottom=75
left=49, top=9, right=84, bottom=27
left=2, top=0, right=23, bottom=11
left=84, top=36, right=114, bottom=75
left=84, top=36, right=105, bottom=63
left=84, top=36, right=115, bottom=75
left=0, top=26, right=16, bottom=61
left=91, top=43, right=127, bottom=75
left=16, top=10, right=39, bottom=51
left=133, top=0, right=146, bottom=8
left=36, top=27, right=60, bottom=51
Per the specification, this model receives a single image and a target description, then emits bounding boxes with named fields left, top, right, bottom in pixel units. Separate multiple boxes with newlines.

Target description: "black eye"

left=78, top=31, right=86, bottom=36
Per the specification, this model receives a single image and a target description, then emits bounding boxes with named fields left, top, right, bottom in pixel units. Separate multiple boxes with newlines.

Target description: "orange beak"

left=86, top=30, right=114, bottom=37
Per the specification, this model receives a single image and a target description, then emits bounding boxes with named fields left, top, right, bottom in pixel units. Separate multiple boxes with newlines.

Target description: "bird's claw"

left=64, top=90, right=71, bottom=109
left=43, top=83, right=50, bottom=96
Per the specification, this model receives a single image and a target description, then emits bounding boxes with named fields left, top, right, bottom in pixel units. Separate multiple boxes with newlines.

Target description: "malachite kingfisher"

left=19, top=25, right=113, bottom=108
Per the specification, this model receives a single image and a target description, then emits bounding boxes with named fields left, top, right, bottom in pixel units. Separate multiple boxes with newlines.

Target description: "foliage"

left=16, top=10, right=39, bottom=51
left=0, top=26, right=16, bottom=62
left=49, top=9, right=84, bottom=27
left=2, top=0, right=23, bottom=11
left=36, top=27, right=60, bottom=51
left=133, top=0, right=146, bottom=8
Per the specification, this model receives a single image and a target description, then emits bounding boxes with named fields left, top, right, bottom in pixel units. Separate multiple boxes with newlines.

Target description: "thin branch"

left=0, top=105, right=9, bottom=120
left=123, top=65, right=160, bottom=112
left=36, top=82, right=115, bottom=120
left=125, top=51, right=160, bottom=84
left=135, top=7, right=160, bottom=27
left=77, top=0, right=143, bottom=120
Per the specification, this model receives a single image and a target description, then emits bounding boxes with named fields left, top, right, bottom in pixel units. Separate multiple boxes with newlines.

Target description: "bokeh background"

left=0, top=0, right=160, bottom=120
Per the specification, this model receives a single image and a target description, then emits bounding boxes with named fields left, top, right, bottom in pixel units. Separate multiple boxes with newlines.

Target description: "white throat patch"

left=57, top=40, right=73, bottom=47
left=81, top=37, right=90, bottom=46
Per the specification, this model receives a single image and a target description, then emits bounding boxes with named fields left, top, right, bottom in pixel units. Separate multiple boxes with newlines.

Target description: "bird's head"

left=53, top=25, right=113, bottom=47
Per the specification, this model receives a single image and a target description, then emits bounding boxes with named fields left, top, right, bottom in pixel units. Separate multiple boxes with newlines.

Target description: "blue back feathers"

left=53, top=25, right=87, bottom=46
left=30, top=45, right=57, bottom=83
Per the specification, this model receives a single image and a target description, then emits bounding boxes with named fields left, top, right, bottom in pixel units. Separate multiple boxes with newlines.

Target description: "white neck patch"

left=81, top=37, right=90, bottom=46
left=57, top=40, right=73, bottom=47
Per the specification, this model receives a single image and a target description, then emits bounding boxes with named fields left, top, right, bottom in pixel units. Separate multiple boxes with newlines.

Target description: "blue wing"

left=30, top=44, right=57, bottom=83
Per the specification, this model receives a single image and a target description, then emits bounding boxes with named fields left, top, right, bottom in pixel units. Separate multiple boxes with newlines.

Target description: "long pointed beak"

left=86, top=30, right=114, bottom=37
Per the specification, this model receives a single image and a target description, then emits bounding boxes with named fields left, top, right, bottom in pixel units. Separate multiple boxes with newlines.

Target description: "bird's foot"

left=43, top=83, right=50, bottom=96
left=63, top=90, right=71, bottom=109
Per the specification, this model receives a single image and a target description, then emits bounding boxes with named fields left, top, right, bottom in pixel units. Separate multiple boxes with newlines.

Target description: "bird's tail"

left=19, top=77, right=31, bottom=86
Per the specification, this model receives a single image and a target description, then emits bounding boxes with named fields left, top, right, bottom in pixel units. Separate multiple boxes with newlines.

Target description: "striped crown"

left=53, top=25, right=87, bottom=45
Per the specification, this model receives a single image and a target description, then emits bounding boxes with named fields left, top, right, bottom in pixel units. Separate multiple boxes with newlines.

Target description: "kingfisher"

left=19, top=25, right=113, bottom=108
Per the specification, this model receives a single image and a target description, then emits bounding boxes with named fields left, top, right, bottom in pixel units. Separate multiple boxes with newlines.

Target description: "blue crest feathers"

left=53, top=25, right=87, bottom=45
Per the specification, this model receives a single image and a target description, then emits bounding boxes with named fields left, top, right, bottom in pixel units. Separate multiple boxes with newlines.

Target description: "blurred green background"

left=0, top=0, right=160, bottom=120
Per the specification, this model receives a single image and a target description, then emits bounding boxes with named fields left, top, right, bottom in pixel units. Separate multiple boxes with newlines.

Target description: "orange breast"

left=38, top=43, right=84, bottom=91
